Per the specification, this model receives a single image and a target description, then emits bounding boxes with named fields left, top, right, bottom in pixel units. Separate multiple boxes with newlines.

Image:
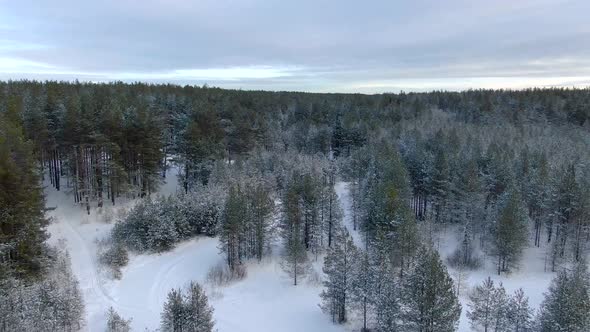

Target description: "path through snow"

left=45, top=171, right=346, bottom=332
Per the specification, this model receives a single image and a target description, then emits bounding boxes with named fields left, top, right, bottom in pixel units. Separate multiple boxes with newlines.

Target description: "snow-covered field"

left=46, top=175, right=556, bottom=331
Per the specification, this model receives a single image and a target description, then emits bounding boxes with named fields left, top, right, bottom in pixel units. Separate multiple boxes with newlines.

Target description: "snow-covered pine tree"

left=508, top=288, right=533, bottom=332
left=373, top=260, right=399, bottom=332
left=493, top=190, right=528, bottom=275
left=184, top=282, right=214, bottom=332
left=400, top=247, right=461, bottom=332
left=538, top=260, right=590, bottom=332
left=106, top=307, right=132, bottom=332
left=431, top=148, right=450, bottom=223
left=491, top=283, right=510, bottom=332
left=219, top=185, right=247, bottom=271
left=467, top=277, right=511, bottom=332
left=245, top=180, right=274, bottom=261
left=281, top=178, right=309, bottom=286
left=161, top=288, right=186, bottom=332
left=350, top=250, right=376, bottom=332
left=468, top=278, right=495, bottom=332
left=320, top=227, right=357, bottom=323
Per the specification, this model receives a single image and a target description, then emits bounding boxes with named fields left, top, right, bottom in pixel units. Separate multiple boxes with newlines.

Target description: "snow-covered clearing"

left=45, top=169, right=345, bottom=332
left=46, top=173, right=557, bottom=332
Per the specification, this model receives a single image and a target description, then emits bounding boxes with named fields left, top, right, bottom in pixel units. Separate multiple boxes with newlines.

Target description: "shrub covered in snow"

left=161, top=282, right=214, bottom=332
left=99, top=242, right=129, bottom=279
left=206, top=262, right=247, bottom=286
left=111, top=186, right=226, bottom=254
left=106, top=307, right=132, bottom=332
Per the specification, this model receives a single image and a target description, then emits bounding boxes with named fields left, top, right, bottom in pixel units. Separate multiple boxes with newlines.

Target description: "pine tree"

left=320, top=227, right=357, bottom=323
left=220, top=185, right=247, bottom=271
left=281, top=179, right=309, bottom=286
left=468, top=277, right=496, bottom=332
left=350, top=250, right=376, bottom=332
left=508, top=289, right=532, bottom=332
left=467, top=277, right=511, bottom=332
left=538, top=261, right=590, bottom=332
left=161, top=288, right=186, bottom=332
left=0, top=111, right=48, bottom=277
left=431, top=149, right=450, bottom=223
left=184, top=282, right=214, bottom=332
left=160, top=283, right=214, bottom=332
left=106, top=307, right=132, bottom=332
left=493, top=190, right=528, bottom=275
left=400, top=247, right=461, bottom=332
left=373, top=259, right=399, bottom=332
left=245, top=181, right=274, bottom=261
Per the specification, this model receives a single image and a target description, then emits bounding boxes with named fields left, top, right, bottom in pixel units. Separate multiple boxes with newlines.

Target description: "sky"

left=1, top=0, right=590, bottom=93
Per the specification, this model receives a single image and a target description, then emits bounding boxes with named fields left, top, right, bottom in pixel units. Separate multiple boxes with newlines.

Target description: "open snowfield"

left=45, top=174, right=556, bottom=332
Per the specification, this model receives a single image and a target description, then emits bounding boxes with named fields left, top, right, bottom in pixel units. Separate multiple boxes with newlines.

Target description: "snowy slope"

left=45, top=170, right=347, bottom=332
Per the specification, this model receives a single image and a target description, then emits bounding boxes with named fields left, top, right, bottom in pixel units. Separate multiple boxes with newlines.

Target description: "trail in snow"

left=46, top=170, right=348, bottom=332
left=334, top=182, right=364, bottom=248
left=47, top=175, right=556, bottom=332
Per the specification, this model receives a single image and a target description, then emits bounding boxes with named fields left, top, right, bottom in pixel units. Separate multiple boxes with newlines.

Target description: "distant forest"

left=1, top=81, right=590, bottom=331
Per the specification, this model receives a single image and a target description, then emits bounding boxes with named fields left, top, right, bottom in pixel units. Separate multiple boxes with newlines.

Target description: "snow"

left=334, top=182, right=364, bottom=248
left=45, top=169, right=347, bottom=332
left=45, top=172, right=557, bottom=332
left=437, top=226, right=555, bottom=332
left=335, top=181, right=556, bottom=332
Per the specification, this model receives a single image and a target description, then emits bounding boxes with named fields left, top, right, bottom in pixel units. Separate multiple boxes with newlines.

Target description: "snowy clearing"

left=45, top=171, right=346, bottom=332
left=46, top=173, right=557, bottom=332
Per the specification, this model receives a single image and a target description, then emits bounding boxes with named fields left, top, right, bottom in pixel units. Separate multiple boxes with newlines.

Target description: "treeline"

left=3, top=81, right=590, bottom=331
left=1, top=81, right=589, bottom=212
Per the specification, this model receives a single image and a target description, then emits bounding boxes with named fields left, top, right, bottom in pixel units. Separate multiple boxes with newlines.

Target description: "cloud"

left=1, top=0, right=589, bottom=92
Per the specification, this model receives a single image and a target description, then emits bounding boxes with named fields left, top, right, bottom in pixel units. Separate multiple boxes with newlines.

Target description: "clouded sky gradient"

left=1, top=0, right=589, bottom=92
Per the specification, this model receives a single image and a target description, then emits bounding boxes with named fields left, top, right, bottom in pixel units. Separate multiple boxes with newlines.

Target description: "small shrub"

left=106, top=307, right=132, bottom=332
left=446, top=247, right=482, bottom=270
left=306, top=268, right=322, bottom=286
left=206, top=263, right=247, bottom=286
left=99, top=243, right=129, bottom=279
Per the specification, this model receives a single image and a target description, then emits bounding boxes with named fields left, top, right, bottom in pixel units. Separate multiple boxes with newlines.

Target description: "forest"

left=1, top=80, right=590, bottom=331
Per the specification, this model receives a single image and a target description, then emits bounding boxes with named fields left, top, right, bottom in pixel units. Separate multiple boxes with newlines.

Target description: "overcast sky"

left=1, top=0, right=589, bottom=93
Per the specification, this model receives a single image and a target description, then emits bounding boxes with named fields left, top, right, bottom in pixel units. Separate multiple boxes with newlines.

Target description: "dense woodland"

left=1, top=81, right=590, bottom=331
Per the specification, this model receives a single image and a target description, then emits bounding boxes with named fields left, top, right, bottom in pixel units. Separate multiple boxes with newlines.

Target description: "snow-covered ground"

left=46, top=175, right=556, bottom=332
left=45, top=170, right=345, bottom=332
left=334, top=182, right=556, bottom=332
